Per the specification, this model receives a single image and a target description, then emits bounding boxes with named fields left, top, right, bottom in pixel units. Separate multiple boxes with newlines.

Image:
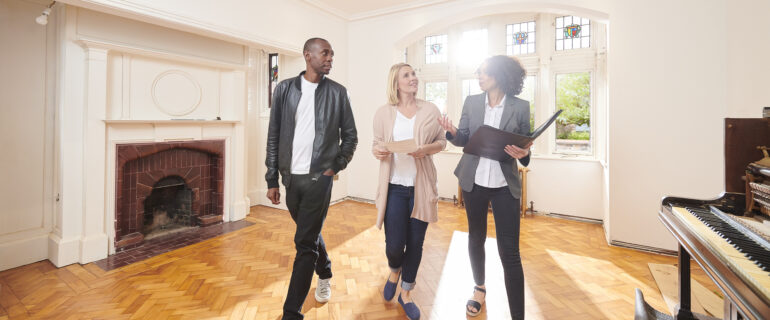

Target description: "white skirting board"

left=0, top=234, right=48, bottom=271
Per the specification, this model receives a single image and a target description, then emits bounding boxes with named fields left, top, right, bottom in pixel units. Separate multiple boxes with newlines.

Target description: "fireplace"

left=115, top=140, right=225, bottom=251
left=142, top=176, right=193, bottom=238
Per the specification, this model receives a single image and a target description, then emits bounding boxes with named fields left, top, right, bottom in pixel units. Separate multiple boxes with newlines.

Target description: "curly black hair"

left=483, top=55, right=527, bottom=96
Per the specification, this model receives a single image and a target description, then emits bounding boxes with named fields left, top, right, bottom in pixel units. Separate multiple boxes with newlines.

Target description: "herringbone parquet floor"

left=0, top=200, right=717, bottom=319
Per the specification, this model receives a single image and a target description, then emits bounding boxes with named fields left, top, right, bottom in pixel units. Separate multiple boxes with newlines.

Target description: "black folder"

left=463, top=109, right=563, bottom=161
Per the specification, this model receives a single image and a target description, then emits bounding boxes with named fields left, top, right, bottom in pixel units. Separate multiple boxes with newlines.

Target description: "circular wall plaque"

left=151, top=70, right=202, bottom=116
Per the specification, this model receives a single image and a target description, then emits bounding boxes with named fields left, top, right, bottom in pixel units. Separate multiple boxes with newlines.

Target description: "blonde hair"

left=386, top=63, right=415, bottom=105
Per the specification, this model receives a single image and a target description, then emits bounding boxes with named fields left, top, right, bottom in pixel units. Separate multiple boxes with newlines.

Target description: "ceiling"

left=303, top=0, right=451, bottom=20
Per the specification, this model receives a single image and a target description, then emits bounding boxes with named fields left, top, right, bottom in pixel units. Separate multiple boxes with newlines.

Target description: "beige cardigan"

left=372, top=99, right=446, bottom=229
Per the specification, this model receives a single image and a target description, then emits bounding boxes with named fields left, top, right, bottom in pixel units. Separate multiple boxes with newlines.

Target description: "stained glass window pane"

left=506, top=21, right=536, bottom=56
left=555, top=15, right=591, bottom=51
left=555, top=72, right=591, bottom=153
left=425, top=34, right=447, bottom=64
left=425, top=82, right=448, bottom=113
left=270, top=54, right=278, bottom=84
left=460, top=29, right=488, bottom=66
left=268, top=53, right=278, bottom=107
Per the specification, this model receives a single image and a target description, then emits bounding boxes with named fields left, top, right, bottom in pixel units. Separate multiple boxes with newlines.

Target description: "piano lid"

left=725, top=118, right=770, bottom=193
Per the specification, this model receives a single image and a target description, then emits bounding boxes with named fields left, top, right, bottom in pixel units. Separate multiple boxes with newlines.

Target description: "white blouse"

left=474, top=95, right=508, bottom=188
left=389, top=111, right=417, bottom=186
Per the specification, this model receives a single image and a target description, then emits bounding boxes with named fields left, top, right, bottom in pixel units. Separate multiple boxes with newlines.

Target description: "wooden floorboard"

left=0, top=200, right=718, bottom=319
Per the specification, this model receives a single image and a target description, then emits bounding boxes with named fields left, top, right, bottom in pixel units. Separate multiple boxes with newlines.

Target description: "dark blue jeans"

left=384, top=184, right=428, bottom=291
left=463, top=184, right=524, bottom=320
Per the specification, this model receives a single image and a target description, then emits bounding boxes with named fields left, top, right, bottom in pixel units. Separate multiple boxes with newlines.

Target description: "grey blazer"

left=447, top=93, right=531, bottom=199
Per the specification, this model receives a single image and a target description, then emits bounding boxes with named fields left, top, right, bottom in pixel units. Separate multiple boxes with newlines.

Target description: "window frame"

left=551, top=69, right=595, bottom=155
left=407, top=13, right=606, bottom=160
left=268, top=53, right=278, bottom=107
left=420, top=78, right=450, bottom=115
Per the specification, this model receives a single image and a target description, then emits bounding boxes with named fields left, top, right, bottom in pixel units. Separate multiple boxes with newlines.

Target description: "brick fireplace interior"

left=115, top=140, right=225, bottom=251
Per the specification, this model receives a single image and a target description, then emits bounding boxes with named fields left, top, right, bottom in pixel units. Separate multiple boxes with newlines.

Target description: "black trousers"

left=463, top=184, right=525, bottom=320
left=282, top=174, right=334, bottom=320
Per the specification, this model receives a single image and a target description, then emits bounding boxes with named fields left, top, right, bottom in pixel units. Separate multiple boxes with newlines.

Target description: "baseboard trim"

left=543, top=212, right=603, bottom=224
left=610, top=240, right=677, bottom=256
left=337, top=196, right=374, bottom=205
left=80, top=233, right=109, bottom=264
left=48, top=233, right=80, bottom=268
left=0, top=234, right=48, bottom=271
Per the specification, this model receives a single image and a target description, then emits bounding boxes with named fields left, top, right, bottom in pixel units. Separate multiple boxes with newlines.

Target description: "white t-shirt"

left=291, top=77, right=318, bottom=174
left=474, top=95, right=508, bottom=188
left=389, top=110, right=417, bottom=186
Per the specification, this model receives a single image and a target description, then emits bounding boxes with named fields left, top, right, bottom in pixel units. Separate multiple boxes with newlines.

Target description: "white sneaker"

left=315, top=278, right=331, bottom=303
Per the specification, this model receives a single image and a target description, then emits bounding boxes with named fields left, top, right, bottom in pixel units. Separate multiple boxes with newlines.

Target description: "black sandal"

left=466, top=286, right=486, bottom=316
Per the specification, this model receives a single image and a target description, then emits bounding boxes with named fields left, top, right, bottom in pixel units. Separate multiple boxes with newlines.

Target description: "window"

left=268, top=53, right=278, bottom=107
left=507, top=21, right=536, bottom=55
left=425, top=82, right=448, bottom=113
left=461, top=79, right=483, bottom=107
left=555, top=72, right=591, bottom=153
left=519, top=75, right=537, bottom=131
left=407, top=13, right=605, bottom=158
left=425, top=35, right=448, bottom=64
left=460, top=29, right=488, bottom=66
left=556, top=16, right=590, bottom=51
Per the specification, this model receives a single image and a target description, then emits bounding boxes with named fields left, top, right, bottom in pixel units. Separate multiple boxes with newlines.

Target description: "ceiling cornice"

left=303, top=0, right=452, bottom=21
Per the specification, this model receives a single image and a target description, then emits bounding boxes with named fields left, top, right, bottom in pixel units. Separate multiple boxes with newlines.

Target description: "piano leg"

left=675, top=245, right=695, bottom=319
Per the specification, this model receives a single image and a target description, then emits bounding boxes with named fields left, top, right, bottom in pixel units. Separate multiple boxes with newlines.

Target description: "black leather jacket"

left=265, top=72, right=358, bottom=189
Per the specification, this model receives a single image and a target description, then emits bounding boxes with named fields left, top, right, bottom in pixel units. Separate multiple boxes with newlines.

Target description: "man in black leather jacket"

left=265, top=38, right=357, bottom=320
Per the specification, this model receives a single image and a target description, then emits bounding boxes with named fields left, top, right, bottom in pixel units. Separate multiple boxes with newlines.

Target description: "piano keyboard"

left=671, top=206, right=770, bottom=301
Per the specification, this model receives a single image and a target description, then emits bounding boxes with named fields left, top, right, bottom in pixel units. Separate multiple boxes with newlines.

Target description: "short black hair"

left=303, top=38, right=329, bottom=54
left=484, top=55, right=527, bottom=96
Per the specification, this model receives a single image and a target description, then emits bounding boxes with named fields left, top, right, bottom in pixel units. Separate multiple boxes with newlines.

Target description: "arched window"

left=407, top=13, right=607, bottom=158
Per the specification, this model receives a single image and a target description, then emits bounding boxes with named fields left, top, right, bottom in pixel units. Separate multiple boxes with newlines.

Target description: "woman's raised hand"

left=437, top=115, right=457, bottom=137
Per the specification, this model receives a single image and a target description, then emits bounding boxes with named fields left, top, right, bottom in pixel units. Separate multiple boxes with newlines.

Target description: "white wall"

left=606, top=0, right=729, bottom=250
left=0, top=0, right=56, bottom=271
left=726, top=0, right=770, bottom=117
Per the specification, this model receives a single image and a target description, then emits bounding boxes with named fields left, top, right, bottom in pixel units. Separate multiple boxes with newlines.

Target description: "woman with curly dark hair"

left=437, top=55, right=531, bottom=319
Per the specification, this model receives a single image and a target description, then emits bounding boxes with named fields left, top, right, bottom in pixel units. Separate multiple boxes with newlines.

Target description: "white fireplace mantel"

left=49, top=8, right=250, bottom=267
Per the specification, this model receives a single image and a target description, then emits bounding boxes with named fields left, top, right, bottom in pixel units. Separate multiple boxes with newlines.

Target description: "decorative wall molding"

left=302, top=0, right=452, bottom=21
left=59, top=0, right=302, bottom=54
left=151, top=70, right=202, bottom=116
left=77, top=37, right=247, bottom=70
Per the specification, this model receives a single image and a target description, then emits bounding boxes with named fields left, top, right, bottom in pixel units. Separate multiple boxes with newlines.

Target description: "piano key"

left=671, top=206, right=770, bottom=301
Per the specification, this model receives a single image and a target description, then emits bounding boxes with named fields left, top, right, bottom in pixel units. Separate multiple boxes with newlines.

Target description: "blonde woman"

left=372, top=63, right=446, bottom=320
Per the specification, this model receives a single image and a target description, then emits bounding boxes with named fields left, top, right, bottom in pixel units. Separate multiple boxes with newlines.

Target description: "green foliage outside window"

left=555, top=72, right=590, bottom=140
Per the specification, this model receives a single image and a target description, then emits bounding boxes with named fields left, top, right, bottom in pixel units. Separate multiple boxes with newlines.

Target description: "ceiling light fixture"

left=35, top=1, right=56, bottom=26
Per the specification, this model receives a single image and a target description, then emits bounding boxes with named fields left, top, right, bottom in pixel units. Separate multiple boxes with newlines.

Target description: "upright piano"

left=657, top=118, right=770, bottom=320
